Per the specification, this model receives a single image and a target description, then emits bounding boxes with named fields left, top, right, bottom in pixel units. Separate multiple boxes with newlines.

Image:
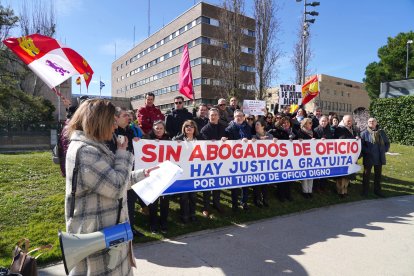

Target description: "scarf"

left=301, top=126, right=313, bottom=138
left=367, top=127, right=384, bottom=146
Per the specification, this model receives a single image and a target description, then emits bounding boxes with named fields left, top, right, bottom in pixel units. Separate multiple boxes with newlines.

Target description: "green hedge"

left=370, top=96, right=414, bottom=146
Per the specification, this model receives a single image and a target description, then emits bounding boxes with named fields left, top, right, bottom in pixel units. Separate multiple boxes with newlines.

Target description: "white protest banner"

left=242, top=100, right=266, bottom=115
left=133, top=139, right=361, bottom=196
left=279, top=84, right=302, bottom=110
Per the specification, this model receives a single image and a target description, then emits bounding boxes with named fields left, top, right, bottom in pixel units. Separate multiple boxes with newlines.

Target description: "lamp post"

left=297, top=0, right=320, bottom=84
left=406, top=40, right=413, bottom=79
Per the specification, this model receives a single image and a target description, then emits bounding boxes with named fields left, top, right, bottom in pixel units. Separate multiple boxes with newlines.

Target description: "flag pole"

left=100, top=76, right=102, bottom=98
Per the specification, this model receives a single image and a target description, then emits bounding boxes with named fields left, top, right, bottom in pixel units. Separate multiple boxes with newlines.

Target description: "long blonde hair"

left=67, top=99, right=116, bottom=142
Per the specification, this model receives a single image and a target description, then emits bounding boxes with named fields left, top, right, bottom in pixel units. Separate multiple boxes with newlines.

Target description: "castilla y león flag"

left=301, top=75, right=319, bottom=105
left=3, top=34, right=93, bottom=89
left=178, top=44, right=193, bottom=100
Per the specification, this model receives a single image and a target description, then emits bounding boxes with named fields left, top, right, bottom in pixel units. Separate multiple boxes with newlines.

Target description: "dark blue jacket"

left=361, top=128, right=390, bottom=166
left=225, top=121, right=252, bottom=140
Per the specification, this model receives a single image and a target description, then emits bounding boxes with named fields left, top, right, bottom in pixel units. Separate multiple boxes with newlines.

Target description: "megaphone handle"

left=107, top=247, right=122, bottom=270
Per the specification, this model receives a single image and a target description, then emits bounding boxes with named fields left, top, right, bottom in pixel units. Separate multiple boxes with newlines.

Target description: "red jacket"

left=137, top=105, right=165, bottom=134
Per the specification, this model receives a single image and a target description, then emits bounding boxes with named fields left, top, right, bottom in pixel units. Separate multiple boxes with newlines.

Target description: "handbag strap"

left=69, top=145, right=86, bottom=218
left=27, top=244, right=53, bottom=259
left=16, top=239, right=30, bottom=253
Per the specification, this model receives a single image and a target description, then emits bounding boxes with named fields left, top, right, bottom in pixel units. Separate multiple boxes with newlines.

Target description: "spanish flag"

left=301, top=75, right=319, bottom=105
left=289, top=104, right=299, bottom=113
left=75, top=76, right=81, bottom=85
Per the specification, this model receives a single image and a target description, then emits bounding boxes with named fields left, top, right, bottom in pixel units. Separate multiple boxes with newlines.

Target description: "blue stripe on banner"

left=163, top=166, right=350, bottom=195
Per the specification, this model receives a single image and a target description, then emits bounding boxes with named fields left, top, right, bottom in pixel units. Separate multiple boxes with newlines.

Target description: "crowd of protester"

left=60, top=93, right=390, bottom=238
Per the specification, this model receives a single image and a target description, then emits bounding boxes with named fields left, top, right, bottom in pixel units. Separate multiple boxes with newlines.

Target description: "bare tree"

left=217, top=0, right=245, bottom=99
left=0, top=4, right=19, bottom=44
left=254, top=0, right=281, bottom=100
left=291, top=16, right=312, bottom=85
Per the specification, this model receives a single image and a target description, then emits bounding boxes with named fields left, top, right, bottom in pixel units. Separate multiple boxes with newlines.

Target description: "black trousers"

left=148, top=196, right=170, bottom=230
left=362, top=164, right=383, bottom=194
left=277, top=182, right=292, bottom=200
left=202, top=190, right=221, bottom=211
left=179, top=192, right=196, bottom=220
left=127, top=189, right=139, bottom=227
left=253, top=185, right=268, bottom=203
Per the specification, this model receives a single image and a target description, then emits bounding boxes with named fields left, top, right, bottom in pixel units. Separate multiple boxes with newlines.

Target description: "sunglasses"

left=175, top=101, right=183, bottom=104
left=247, top=117, right=254, bottom=120
left=218, top=104, right=226, bottom=106
left=185, top=125, right=194, bottom=128
left=267, top=117, right=273, bottom=119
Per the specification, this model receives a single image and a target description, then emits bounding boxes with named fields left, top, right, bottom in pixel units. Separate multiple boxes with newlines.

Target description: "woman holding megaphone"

left=64, top=99, right=155, bottom=276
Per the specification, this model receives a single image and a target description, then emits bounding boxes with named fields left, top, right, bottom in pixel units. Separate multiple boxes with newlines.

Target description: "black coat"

left=297, top=128, right=317, bottom=140
left=334, top=125, right=360, bottom=139
left=193, top=116, right=209, bottom=132
left=200, top=122, right=227, bottom=140
left=165, top=108, right=193, bottom=137
left=314, top=125, right=334, bottom=139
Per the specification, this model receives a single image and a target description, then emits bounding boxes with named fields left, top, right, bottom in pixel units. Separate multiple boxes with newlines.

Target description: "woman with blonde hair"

left=65, top=99, right=153, bottom=275
left=297, top=117, right=317, bottom=198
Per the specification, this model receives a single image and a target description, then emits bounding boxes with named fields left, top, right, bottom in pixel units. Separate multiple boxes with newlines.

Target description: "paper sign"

left=242, top=100, right=266, bottom=115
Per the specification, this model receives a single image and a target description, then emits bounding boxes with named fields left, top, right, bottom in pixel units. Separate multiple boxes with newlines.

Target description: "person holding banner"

left=334, top=115, right=360, bottom=198
left=64, top=99, right=150, bottom=275
left=274, top=116, right=296, bottom=202
left=313, top=115, right=334, bottom=192
left=297, top=118, right=317, bottom=198
left=252, top=119, right=276, bottom=207
left=225, top=109, right=253, bottom=211
left=200, top=108, right=228, bottom=217
left=173, top=120, right=201, bottom=223
left=146, top=121, right=171, bottom=233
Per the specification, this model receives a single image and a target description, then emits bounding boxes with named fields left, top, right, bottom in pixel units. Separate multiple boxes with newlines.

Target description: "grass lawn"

left=0, top=143, right=413, bottom=267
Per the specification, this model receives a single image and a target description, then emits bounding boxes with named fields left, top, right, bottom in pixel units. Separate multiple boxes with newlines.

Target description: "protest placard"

left=279, top=84, right=302, bottom=111
left=242, top=100, right=266, bottom=115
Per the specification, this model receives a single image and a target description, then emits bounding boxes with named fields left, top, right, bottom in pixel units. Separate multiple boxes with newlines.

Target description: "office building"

left=112, top=2, right=256, bottom=111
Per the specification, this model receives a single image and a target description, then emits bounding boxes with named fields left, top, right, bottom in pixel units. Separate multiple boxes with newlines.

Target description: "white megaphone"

left=58, top=222, right=133, bottom=275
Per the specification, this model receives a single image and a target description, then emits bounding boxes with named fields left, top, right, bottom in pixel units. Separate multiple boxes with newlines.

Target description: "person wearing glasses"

left=173, top=120, right=201, bottom=223
left=200, top=108, right=228, bottom=217
left=265, top=113, right=274, bottom=131
left=245, top=114, right=256, bottom=135
left=297, top=118, right=317, bottom=199
left=165, top=95, right=193, bottom=137
left=215, top=98, right=230, bottom=127
left=225, top=109, right=253, bottom=211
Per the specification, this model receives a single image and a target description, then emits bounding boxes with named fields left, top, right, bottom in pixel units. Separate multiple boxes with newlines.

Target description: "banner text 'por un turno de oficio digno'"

left=133, top=139, right=361, bottom=195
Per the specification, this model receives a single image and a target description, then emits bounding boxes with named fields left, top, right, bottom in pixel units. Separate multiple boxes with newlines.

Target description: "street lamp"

left=406, top=40, right=413, bottom=79
left=297, top=0, right=320, bottom=84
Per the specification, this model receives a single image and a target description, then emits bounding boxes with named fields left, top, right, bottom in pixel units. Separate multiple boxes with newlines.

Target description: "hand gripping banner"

left=133, top=139, right=361, bottom=195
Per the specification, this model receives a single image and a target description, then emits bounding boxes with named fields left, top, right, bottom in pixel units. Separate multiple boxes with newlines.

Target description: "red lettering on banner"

left=207, top=144, right=219, bottom=160
left=219, top=144, right=232, bottom=159
left=257, top=144, right=267, bottom=158
left=141, top=144, right=157, bottom=162
left=268, top=143, right=279, bottom=157
left=233, top=144, right=243, bottom=159
left=244, top=144, right=255, bottom=158
left=189, top=145, right=205, bottom=161
left=279, top=143, right=288, bottom=157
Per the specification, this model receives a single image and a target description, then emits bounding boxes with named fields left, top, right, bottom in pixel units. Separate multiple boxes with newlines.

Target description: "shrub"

left=370, top=96, right=414, bottom=145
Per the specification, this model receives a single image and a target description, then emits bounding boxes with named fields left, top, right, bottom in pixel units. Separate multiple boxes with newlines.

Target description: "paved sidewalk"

left=40, top=195, right=414, bottom=275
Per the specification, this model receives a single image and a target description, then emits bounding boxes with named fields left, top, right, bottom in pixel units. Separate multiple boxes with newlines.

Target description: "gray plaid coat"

left=65, top=131, right=145, bottom=276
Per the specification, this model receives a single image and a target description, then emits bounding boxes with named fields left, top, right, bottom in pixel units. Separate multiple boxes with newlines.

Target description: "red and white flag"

left=3, top=34, right=93, bottom=89
left=178, top=44, right=193, bottom=100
